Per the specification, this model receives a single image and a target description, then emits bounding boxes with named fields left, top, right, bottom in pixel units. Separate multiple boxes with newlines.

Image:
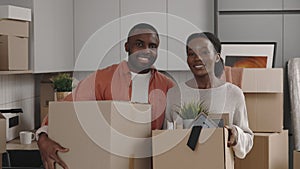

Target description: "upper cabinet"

left=218, top=0, right=283, bottom=11
left=120, top=0, right=167, bottom=70
left=32, top=0, right=74, bottom=73
left=218, top=0, right=300, bottom=11
left=218, top=14, right=283, bottom=68
left=284, top=0, right=300, bottom=10
left=75, top=0, right=214, bottom=71
left=74, top=0, right=120, bottom=71
left=167, top=0, right=214, bottom=70
left=283, top=14, right=300, bottom=64
left=1, top=0, right=214, bottom=72
left=0, top=0, right=74, bottom=73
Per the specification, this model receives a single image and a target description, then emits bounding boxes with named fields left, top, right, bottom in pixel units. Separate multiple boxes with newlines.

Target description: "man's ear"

left=125, top=42, right=129, bottom=52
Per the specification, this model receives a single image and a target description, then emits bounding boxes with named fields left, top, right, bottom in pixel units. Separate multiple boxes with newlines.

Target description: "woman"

left=165, top=32, right=253, bottom=159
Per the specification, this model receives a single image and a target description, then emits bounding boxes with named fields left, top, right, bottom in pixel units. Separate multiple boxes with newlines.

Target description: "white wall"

left=0, top=74, right=35, bottom=131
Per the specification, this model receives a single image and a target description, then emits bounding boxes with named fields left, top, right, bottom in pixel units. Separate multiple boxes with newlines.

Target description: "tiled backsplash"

left=0, top=74, right=35, bottom=131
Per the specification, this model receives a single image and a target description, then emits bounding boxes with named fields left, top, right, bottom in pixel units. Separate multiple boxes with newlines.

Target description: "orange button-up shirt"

left=43, top=61, right=175, bottom=130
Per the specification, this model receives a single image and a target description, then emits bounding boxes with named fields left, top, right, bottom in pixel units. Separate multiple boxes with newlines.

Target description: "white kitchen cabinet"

left=74, top=0, right=213, bottom=71
left=167, top=0, right=214, bottom=70
left=33, top=0, right=74, bottom=73
left=284, top=0, right=300, bottom=10
left=74, top=0, right=120, bottom=71
left=0, top=0, right=74, bottom=73
left=283, top=14, right=300, bottom=65
left=218, top=14, right=283, bottom=68
left=120, top=0, right=168, bottom=70
left=218, top=0, right=283, bottom=11
left=120, top=0, right=214, bottom=71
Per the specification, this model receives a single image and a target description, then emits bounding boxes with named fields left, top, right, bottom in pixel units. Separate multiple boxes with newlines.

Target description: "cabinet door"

left=167, top=0, right=214, bottom=70
left=284, top=0, right=300, bottom=10
left=120, top=0, right=167, bottom=70
left=283, top=14, right=300, bottom=64
left=33, top=0, right=74, bottom=73
left=218, top=0, right=283, bottom=11
left=74, top=0, right=120, bottom=71
left=218, top=14, right=283, bottom=68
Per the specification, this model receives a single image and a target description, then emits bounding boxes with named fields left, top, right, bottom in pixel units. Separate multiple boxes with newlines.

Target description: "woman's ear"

left=125, top=42, right=129, bottom=52
left=215, top=53, right=221, bottom=63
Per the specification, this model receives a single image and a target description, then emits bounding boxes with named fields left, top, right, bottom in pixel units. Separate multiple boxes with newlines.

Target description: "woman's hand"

left=225, top=125, right=238, bottom=147
left=37, top=133, right=69, bottom=169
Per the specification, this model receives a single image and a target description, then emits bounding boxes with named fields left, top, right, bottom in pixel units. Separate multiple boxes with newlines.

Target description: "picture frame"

left=220, top=42, right=277, bottom=68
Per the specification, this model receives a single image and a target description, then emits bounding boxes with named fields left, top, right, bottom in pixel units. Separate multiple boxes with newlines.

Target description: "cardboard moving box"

left=242, top=68, right=283, bottom=132
left=245, top=93, right=283, bottom=132
left=0, top=113, right=6, bottom=153
left=1, top=114, right=7, bottom=169
left=48, top=101, right=152, bottom=169
left=294, top=151, right=300, bottom=169
left=152, top=128, right=234, bottom=169
left=40, top=83, right=54, bottom=124
left=0, top=5, right=31, bottom=21
left=0, top=19, right=29, bottom=37
left=235, top=130, right=288, bottom=169
left=241, top=68, right=283, bottom=93
left=0, top=35, right=28, bottom=70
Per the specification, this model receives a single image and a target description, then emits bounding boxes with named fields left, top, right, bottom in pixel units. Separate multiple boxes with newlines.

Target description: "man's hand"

left=37, top=133, right=69, bottom=169
left=225, top=125, right=238, bottom=147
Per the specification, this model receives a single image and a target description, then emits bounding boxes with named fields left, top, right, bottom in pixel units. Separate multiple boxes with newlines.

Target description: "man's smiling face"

left=125, top=28, right=159, bottom=73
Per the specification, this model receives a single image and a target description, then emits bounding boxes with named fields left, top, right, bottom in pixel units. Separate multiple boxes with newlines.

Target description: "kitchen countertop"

left=6, top=138, right=39, bottom=151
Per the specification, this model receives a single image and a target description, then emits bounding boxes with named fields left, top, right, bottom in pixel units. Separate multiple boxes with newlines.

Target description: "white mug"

left=19, top=131, right=35, bottom=144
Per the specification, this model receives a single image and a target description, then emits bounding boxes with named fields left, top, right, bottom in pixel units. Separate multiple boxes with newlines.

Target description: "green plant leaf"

left=174, top=101, right=209, bottom=120
left=51, top=73, right=73, bottom=92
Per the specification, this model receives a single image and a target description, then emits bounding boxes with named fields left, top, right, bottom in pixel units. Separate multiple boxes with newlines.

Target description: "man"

left=36, top=23, right=175, bottom=169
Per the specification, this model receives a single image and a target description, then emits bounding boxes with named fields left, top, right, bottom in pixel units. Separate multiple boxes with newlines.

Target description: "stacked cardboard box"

left=0, top=113, right=7, bottom=169
left=235, top=68, right=288, bottom=169
left=0, top=5, right=31, bottom=70
left=40, top=82, right=54, bottom=124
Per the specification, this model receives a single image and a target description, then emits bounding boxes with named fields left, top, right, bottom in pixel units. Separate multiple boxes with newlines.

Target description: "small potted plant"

left=175, top=101, right=209, bottom=129
left=51, top=73, right=73, bottom=101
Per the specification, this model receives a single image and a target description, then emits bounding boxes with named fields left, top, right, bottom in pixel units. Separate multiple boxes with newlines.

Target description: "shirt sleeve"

left=65, top=71, right=98, bottom=101
left=35, top=125, right=48, bottom=141
left=232, top=93, right=254, bottom=159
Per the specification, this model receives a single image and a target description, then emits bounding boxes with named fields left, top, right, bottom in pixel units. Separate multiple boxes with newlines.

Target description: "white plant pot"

left=183, top=119, right=194, bottom=129
left=54, top=92, right=71, bottom=101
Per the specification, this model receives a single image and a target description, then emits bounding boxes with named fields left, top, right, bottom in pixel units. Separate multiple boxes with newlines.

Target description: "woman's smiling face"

left=187, top=37, right=218, bottom=78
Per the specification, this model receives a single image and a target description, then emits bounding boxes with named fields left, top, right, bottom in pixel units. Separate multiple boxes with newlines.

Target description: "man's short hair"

left=127, top=23, right=159, bottom=41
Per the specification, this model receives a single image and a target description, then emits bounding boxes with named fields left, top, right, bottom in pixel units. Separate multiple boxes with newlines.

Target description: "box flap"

left=208, top=113, right=229, bottom=126
left=242, top=68, right=283, bottom=93
left=0, top=113, right=6, bottom=153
